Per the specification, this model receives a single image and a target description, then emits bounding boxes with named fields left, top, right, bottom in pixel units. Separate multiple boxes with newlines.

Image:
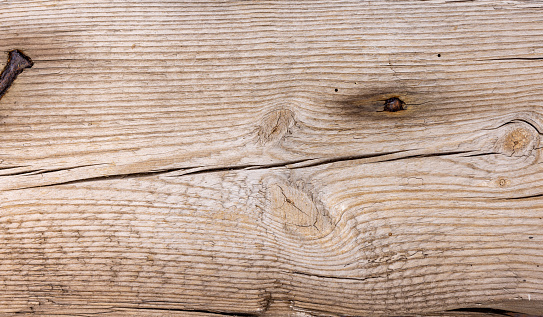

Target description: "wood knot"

left=383, top=97, right=404, bottom=112
left=504, top=128, right=531, bottom=155
left=496, top=122, right=539, bottom=157
left=257, top=108, right=295, bottom=145
left=497, top=178, right=510, bottom=187
left=268, top=182, right=332, bottom=239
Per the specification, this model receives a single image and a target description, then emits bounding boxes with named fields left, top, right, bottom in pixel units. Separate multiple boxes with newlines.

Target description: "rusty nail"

left=0, top=50, right=33, bottom=101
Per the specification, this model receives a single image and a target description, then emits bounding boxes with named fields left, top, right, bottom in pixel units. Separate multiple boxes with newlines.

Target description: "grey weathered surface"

left=1, top=0, right=542, bottom=316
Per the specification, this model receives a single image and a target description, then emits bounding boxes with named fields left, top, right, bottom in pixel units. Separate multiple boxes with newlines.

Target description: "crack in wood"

left=367, top=150, right=474, bottom=164
left=462, top=152, right=501, bottom=157
left=284, top=270, right=385, bottom=282
left=287, top=150, right=409, bottom=169
left=7, top=149, right=482, bottom=190
left=489, top=118, right=543, bottom=135
left=497, top=193, right=543, bottom=200
left=8, top=167, right=193, bottom=190
left=115, top=306, right=261, bottom=316
left=0, top=165, right=28, bottom=171
left=481, top=57, right=543, bottom=61
left=448, top=307, right=543, bottom=317
left=1, top=163, right=107, bottom=177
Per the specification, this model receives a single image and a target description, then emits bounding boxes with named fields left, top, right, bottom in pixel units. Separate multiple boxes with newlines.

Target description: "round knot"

left=496, top=122, right=539, bottom=157
left=257, top=108, right=295, bottom=145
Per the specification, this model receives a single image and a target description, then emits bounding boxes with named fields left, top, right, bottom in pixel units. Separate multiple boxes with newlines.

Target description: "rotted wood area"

left=1, top=0, right=543, bottom=316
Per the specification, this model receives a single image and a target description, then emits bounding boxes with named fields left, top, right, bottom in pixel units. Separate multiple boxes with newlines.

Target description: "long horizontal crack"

left=1, top=163, right=107, bottom=177
left=285, top=270, right=385, bottom=282
left=6, top=158, right=314, bottom=190
left=461, top=152, right=501, bottom=157
left=366, top=150, right=473, bottom=164
left=479, top=57, right=543, bottom=61
left=498, top=193, right=543, bottom=200
left=10, top=167, right=193, bottom=190
left=168, top=150, right=409, bottom=177
left=170, top=157, right=312, bottom=177
left=8, top=149, right=476, bottom=190
left=284, top=150, right=408, bottom=169
left=115, top=306, right=260, bottom=317
left=0, top=165, right=28, bottom=171
left=448, top=307, right=542, bottom=317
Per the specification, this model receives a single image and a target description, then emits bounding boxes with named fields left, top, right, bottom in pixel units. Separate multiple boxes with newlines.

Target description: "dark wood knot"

left=383, top=97, right=404, bottom=112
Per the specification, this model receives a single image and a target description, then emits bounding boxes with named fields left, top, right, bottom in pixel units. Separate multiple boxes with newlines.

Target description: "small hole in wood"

left=335, top=88, right=338, bottom=92
left=437, top=54, right=441, bottom=57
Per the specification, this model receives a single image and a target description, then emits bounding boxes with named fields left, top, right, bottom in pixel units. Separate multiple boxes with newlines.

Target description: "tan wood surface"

left=1, top=0, right=543, bottom=316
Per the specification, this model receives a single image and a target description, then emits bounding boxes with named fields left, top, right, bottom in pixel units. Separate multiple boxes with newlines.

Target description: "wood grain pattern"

left=1, top=0, right=543, bottom=316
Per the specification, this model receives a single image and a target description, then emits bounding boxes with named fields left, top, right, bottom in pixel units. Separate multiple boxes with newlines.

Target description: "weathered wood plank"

left=3, top=158, right=543, bottom=315
left=1, top=0, right=543, bottom=316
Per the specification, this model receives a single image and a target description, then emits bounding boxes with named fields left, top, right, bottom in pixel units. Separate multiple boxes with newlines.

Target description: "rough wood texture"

left=1, top=0, right=543, bottom=316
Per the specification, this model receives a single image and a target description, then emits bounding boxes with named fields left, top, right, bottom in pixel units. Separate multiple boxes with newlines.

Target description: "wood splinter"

left=0, top=49, right=34, bottom=101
